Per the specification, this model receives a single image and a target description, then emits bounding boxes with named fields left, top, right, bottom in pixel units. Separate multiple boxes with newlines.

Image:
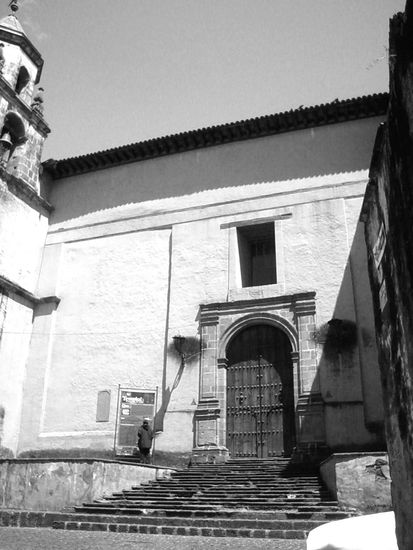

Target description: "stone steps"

left=122, top=486, right=329, bottom=493
left=96, top=500, right=339, bottom=510
left=53, top=457, right=354, bottom=539
left=109, top=492, right=332, bottom=501
left=90, top=497, right=337, bottom=511
left=83, top=506, right=348, bottom=519
left=51, top=510, right=337, bottom=539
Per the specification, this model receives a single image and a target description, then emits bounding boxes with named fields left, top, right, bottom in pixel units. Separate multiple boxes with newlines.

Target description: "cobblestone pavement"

left=0, top=527, right=306, bottom=550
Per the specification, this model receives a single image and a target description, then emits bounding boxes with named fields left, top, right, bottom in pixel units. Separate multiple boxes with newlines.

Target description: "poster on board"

left=114, top=387, right=157, bottom=456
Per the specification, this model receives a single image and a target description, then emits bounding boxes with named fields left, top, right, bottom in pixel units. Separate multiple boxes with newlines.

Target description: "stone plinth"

left=320, top=453, right=392, bottom=512
left=191, top=445, right=229, bottom=465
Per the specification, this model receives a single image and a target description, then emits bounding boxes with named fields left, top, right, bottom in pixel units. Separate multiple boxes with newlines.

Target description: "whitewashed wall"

left=17, top=117, right=384, bottom=455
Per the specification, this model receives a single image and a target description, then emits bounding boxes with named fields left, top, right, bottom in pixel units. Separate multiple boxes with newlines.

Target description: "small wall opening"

left=15, top=66, right=30, bottom=95
left=237, top=222, right=277, bottom=287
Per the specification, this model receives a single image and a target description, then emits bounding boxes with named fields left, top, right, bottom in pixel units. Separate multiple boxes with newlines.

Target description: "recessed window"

left=237, top=222, right=277, bottom=287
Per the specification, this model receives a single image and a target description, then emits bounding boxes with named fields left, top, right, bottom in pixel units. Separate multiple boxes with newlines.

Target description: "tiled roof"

left=44, top=92, right=388, bottom=180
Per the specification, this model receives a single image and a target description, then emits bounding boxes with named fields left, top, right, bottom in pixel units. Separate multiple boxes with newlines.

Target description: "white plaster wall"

left=23, top=174, right=380, bottom=454
left=0, top=185, right=48, bottom=293
left=0, top=296, right=33, bottom=454
left=47, top=117, right=383, bottom=226
left=17, top=116, right=386, bottom=454
left=282, top=198, right=357, bottom=322
left=157, top=218, right=228, bottom=451
left=325, top=405, right=379, bottom=449
left=0, top=184, right=48, bottom=456
left=19, top=229, right=171, bottom=451
left=344, top=198, right=383, bottom=428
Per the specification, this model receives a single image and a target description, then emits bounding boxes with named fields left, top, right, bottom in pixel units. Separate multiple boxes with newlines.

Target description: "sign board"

left=114, top=387, right=157, bottom=456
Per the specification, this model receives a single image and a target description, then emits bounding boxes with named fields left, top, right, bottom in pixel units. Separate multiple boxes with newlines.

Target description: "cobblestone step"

left=75, top=505, right=350, bottom=521
left=49, top=511, right=322, bottom=539
left=98, top=501, right=339, bottom=510
left=121, top=489, right=329, bottom=497
left=64, top=512, right=323, bottom=530
left=53, top=520, right=310, bottom=539
left=108, top=497, right=334, bottom=506
left=0, top=509, right=310, bottom=539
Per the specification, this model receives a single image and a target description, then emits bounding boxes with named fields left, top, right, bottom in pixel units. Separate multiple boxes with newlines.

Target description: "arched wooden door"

left=226, top=324, right=295, bottom=457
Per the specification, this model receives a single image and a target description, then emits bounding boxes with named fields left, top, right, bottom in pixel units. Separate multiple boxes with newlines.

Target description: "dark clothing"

left=137, top=424, right=153, bottom=449
left=137, top=423, right=153, bottom=464
left=139, top=447, right=151, bottom=464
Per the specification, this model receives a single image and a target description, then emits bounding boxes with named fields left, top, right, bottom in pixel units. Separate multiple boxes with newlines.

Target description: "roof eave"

left=44, top=92, right=389, bottom=180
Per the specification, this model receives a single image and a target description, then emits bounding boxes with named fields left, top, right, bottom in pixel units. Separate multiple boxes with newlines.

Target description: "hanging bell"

left=0, top=132, right=13, bottom=151
left=0, top=132, right=13, bottom=166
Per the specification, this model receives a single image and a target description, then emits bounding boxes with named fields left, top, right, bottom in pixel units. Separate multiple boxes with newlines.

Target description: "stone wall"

left=320, top=453, right=391, bottom=512
left=0, top=459, right=174, bottom=511
left=362, top=2, right=413, bottom=548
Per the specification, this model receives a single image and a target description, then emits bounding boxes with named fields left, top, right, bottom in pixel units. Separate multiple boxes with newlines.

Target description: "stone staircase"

left=52, top=458, right=356, bottom=539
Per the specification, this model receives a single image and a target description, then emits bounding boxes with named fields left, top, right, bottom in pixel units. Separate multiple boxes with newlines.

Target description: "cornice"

left=0, top=165, right=53, bottom=214
left=44, top=93, right=389, bottom=180
left=200, top=292, right=316, bottom=318
left=0, top=273, right=60, bottom=309
left=0, top=76, right=51, bottom=137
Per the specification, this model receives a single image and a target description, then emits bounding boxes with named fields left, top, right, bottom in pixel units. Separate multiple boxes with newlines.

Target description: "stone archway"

left=193, top=293, right=325, bottom=463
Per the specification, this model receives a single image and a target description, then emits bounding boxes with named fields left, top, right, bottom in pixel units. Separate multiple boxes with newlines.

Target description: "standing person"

left=137, top=417, right=153, bottom=464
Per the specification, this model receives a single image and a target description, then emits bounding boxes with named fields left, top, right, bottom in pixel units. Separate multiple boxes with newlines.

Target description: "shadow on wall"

left=152, top=232, right=201, bottom=433
left=299, top=215, right=386, bottom=459
left=47, top=118, right=381, bottom=224
left=154, top=336, right=202, bottom=433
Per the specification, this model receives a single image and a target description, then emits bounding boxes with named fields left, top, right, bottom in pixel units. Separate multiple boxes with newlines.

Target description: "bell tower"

left=0, top=0, right=52, bottom=458
left=0, top=0, right=49, bottom=190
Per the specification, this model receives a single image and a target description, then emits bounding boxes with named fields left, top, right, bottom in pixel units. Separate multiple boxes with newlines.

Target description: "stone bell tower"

left=0, top=0, right=52, bottom=458
left=0, top=0, right=49, bottom=189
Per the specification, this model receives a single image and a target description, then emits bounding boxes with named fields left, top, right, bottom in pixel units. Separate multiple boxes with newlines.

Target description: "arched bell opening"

left=0, top=111, right=26, bottom=168
left=225, top=323, right=296, bottom=458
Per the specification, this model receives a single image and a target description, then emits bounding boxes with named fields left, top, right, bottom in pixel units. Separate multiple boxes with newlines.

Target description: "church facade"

left=0, top=7, right=388, bottom=461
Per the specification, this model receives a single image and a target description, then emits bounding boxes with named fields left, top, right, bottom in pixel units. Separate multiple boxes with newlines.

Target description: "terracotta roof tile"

left=44, top=93, right=389, bottom=180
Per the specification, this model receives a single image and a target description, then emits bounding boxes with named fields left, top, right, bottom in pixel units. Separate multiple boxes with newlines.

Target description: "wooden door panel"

left=226, top=325, right=295, bottom=458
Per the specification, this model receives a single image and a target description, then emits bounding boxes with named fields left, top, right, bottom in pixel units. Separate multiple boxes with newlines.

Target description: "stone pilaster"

left=294, top=298, right=318, bottom=394
left=193, top=313, right=229, bottom=462
left=294, top=298, right=325, bottom=450
left=199, top=316, right=218, bottom=400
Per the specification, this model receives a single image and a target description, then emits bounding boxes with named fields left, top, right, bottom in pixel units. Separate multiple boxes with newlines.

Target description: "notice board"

left=114, top=387, right=157, bottom=456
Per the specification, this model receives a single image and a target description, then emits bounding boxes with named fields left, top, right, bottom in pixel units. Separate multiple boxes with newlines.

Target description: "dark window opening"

left=15, top=66, right=30, bottom=95
left=237, top=222, right=277, bottom=287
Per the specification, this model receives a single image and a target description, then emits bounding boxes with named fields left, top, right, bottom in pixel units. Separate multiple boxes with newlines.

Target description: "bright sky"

left=8, top=0, right=406, bottom=160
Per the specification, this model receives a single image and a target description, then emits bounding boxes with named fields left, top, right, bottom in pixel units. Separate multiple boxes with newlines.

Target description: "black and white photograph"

left=0, top=1, right=410, bottom=548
